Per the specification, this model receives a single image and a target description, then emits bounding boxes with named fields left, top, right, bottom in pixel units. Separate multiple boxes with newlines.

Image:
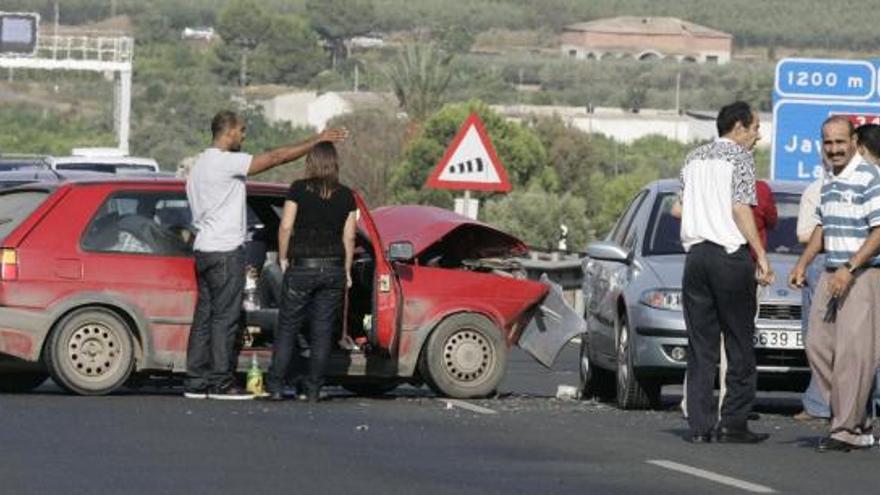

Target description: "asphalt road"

left=1, top=345, right=877, bottom=495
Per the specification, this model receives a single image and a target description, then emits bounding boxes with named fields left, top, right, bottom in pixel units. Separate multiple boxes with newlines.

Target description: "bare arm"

left=342, top=211, right=357, bottom=289
left=733, top=203, right=772, bottom=284
left=823, top=226, right=880, bottom=298
left=278, top=200, right=297, bottom=271
left=248, top=127, right=348, bottom=176
left=733, top=203, right=766, bottom=259
left=788, top=225, right=824, bottom=288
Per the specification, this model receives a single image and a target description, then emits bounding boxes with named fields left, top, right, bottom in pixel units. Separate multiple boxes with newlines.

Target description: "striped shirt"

left=814, top=153, right=880, bottom=268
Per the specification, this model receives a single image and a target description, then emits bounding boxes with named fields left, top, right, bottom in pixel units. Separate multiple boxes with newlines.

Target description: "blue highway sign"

left=775, top=58, right=875, bottom=101
left=772, top=58, right=880, bottom=181
left=772, top=100, right=880, bottom=180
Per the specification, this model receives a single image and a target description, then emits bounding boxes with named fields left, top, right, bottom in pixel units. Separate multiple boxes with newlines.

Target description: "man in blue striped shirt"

left=789, top=115, right=880, bottom=452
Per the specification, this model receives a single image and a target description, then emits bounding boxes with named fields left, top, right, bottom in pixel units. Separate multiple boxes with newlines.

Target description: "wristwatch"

left=843, top=261, right=856, bottom=273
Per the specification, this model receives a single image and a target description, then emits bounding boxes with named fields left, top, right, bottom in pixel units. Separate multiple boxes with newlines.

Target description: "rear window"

left=0, top=191, right=49, bottom=241
left=55, top=163, right=157, bottom=174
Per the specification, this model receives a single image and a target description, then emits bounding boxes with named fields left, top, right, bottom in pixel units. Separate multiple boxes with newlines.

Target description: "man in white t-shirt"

left=184, top=110, right=347, bottom=400
left=676, top=101, right=773, bottom=444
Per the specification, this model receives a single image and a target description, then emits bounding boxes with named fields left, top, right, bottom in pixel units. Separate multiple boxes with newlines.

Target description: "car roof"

left=51, top=155, right=159, bottom=166
left=653, top=178, right=808, bottom=194
left=0, top=174, right=288, bottom=194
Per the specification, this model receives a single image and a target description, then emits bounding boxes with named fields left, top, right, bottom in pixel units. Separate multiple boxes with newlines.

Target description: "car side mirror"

left=388, top=241, right=414, bottom=262
left=586, top=241, right=631, bottom=264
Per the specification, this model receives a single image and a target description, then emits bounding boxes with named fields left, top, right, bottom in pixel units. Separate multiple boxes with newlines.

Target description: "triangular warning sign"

left=425, top=112, right=512, bottom=192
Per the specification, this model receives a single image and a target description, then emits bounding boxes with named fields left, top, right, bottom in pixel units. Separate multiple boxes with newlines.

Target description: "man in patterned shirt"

left=675, top=101, right=773, bottom=444
left=788, top=116, right=880, bottom=452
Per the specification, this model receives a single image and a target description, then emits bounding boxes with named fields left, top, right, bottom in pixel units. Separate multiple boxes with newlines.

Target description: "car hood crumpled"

left=366, top=205, right=528, bottom=260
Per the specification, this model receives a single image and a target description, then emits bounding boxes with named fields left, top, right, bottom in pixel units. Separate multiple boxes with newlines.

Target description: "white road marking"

left=441, top=399, right=498, bottom=415
left=646, top=460, right=776, bottom=494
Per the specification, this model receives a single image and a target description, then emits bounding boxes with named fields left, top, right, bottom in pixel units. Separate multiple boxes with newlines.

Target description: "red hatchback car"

left=0, top=177, right=582, bottom=397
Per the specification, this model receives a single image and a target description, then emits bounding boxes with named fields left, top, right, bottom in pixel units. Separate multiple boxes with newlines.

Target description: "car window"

left=643, top=191, right=804, bottom=256
left=766, top=193, right=803, bottom=255
left=609, top=190, right=648, bottom=246
left=81, top=191, right=193, bottom=256
left=0, top=190, right=50, bottom=242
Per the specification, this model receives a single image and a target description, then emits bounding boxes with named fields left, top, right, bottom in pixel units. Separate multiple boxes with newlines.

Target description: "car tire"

left=341, top=380, right=400, bottom=397
left=420, top=313, right=507, bottom=399
left=615, top=315, right=661, bottom=410
left=0, top=371, right=48, bottom=393
left=578, top=337, right=615, bottom=401
left=45, top=308, right=135, bottom=396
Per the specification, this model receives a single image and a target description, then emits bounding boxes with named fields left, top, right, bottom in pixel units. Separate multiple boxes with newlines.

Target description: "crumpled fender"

left=517, top=274, right=586, bottom=368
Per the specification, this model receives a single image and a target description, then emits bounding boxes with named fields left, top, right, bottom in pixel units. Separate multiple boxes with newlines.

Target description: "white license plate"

left=753, top=329, right=803, bottom=349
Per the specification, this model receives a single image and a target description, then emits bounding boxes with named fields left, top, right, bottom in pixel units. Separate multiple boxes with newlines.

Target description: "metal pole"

left=675, top=71, right=681, bottom=114
left=117, top=68, right=131, bottom=154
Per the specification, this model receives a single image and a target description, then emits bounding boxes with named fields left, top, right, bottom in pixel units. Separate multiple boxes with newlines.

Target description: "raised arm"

left=248, top=128, right=348, bottom=176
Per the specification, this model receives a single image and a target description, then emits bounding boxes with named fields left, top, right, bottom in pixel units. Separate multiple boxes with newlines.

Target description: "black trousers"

left=185, top=247, right=245, bottom=392
left=683, top=242, right=757, bottom=435
left=267, top=265, right=345, bottom=394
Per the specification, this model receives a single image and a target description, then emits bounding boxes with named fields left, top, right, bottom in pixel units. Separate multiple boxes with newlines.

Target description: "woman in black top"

left=266, top=142, right=357, bottom=401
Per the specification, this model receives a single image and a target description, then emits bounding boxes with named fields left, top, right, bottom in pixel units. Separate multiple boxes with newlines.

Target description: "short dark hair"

left=821, top=115, right=855, bottom=137
left=856, top=123, right=880, bottom=158
left=716, top=101, right=754, bottom=137
left=211, top=110, right=241, bottom=140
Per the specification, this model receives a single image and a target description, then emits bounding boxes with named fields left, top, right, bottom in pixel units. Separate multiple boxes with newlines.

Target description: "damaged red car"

left=0, top=177, right=583, bottom=397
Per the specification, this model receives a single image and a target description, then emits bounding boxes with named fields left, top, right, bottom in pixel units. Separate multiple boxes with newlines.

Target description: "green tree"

left=249, top=15, right=327, bottom=86
left=590, top=165, right=660, bottom=237
left=391, top=101, right=548, bottom=207
left=482, top=186, right=591, bottom=251
left=327, top=109, right=408, bottom=207
left=214, top=0, right=272, bottom=86
left=306, top=0, right=376, bottom=66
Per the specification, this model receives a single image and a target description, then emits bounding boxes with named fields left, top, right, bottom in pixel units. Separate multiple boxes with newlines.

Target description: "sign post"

left=772, top=57, right=880, bottom=181
left=425, top=113, right=512, bottom=219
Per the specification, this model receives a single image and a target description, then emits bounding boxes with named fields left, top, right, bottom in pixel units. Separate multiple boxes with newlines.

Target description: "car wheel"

left=615, top=315, right=661, bottom=410
left=341, top=380, right=400, bottom=397
left=0, top=371, right=48, bottom=393
left=45, top=308, right=135, bottom=396
left=578, top=336, right=615, bottom=401
left=421, top=313, right=507, bottom=399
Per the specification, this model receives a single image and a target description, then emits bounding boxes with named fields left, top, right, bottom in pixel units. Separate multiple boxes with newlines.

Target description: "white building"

left=247, top=87, right=396, bottom=130
left=492, top=104, right=772, bottom=148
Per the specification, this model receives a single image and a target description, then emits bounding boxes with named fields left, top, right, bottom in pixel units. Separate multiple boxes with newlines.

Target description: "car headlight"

left=640, top=289, right=682, bottom=311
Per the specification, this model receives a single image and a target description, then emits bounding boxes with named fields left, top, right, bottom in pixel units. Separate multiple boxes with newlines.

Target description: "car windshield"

left=645, top=191, right=804, bottom=256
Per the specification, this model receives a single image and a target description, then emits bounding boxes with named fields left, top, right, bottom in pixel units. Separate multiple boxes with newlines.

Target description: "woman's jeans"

left=268, top=265, right=345, bottom=395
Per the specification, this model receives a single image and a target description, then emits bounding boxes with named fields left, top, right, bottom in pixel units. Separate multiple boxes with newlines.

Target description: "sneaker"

left=208, top=386, right=254, bottom=401
left=183, top=390, right=208, bottom=399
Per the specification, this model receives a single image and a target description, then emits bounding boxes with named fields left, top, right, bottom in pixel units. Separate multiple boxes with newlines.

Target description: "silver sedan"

left=580, top=179, right=808, bottom=409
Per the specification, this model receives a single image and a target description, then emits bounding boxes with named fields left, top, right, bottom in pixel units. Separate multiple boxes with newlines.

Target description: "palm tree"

left=386, top=43, right=454, bottom=124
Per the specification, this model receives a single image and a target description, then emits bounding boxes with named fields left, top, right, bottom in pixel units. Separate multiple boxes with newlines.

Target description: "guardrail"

left=518, top=252, right=585, bottom=317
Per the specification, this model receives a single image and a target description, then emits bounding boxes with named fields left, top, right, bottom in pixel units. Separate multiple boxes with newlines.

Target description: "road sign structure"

left=425, top=113, right=512, bottom=192
left=772, top=57, right=880, bottom=181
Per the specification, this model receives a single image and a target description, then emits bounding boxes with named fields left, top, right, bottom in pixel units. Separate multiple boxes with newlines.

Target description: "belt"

left=292, top=257, right=344, bottom=268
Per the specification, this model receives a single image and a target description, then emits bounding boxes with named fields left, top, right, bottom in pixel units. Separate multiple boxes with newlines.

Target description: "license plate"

left=753, top=329, right=803, bottom=349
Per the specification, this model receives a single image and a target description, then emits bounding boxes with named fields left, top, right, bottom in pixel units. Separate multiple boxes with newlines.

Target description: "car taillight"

left=1, top=249, right=18, bottom=280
